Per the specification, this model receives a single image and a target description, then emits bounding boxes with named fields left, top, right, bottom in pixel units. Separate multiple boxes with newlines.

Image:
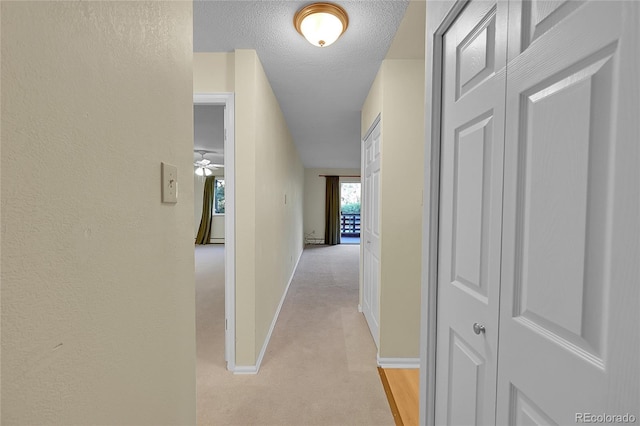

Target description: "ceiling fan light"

left=195, top=167, right=214, bottom=177
left=294, top=3, right=348, bottom=48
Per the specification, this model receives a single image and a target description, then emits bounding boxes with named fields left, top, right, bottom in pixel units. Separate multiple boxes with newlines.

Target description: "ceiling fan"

left=194, top=151, right=223, bottom=176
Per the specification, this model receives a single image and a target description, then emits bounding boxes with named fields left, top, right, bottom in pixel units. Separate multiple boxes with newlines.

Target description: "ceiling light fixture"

left=195, top=167, right=213, bottom=177
left=194, top=151, right=221, bottom=177
left=294, top=2, right=349, bottom=48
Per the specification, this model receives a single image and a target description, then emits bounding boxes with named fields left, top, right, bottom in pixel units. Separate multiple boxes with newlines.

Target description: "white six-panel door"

left=435, top=0, right=639, bottom=424
left=497, top=1, right=639, bottom=424
left=435, top=1, right=508, bottom=424
left=363, top=120, right=382, bottom=348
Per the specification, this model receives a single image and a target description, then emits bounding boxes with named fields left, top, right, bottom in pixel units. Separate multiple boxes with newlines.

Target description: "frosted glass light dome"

left=195, top=167, right=213, bottom=177
left=294, top=3, right=349, bottom=48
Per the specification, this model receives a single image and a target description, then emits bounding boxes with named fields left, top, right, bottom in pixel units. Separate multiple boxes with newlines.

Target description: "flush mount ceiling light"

left=294, top=2, right=349, bottom=48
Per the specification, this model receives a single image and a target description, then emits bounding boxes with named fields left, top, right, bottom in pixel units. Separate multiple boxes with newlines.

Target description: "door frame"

left=419, top=1, right=469, bottom=425
left=194, top=93, right=236, bottom=372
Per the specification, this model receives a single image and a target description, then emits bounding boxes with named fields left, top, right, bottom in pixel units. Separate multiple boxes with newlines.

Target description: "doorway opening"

left=193, top=93, right=236, bottom=373
left=340, top=182, right=361, bottom=244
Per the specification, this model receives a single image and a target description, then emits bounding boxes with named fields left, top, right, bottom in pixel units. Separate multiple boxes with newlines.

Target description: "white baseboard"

left=358, top=304, right=363, bottom=312
left=377, top=356, right=421, bottom=369
left=233, top=249, right=303, bottom=375
left=233, top=365, right=258, bottom=375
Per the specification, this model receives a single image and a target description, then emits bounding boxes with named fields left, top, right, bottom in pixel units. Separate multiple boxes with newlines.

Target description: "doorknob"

left=473, top=323, right=486, bottom=335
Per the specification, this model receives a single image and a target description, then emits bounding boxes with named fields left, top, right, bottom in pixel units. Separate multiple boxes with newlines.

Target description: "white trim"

left=420, top=2, right=465, bottom=426
left=357, top=304, right=363, bottom=313
left=233, top=248, right=304, bottom=375
left=232, top=365, right=258, bottom=375
left=377, top=357, right=421, bottom=369
left=194, top=92, right=236, bottom=372
left=363, top=114, right=381, bottom=141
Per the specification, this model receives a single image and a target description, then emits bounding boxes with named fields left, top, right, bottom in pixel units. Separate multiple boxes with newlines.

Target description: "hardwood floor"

left=378, top=368, right=420, bottom=426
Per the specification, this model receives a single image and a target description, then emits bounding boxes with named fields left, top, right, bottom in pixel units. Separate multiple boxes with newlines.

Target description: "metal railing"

left=340, top=213, right=360, bottom=236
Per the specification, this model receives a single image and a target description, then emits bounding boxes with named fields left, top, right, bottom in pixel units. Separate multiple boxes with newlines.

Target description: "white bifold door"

left=436, top=0, right=639, bottom=424
left=363, top=119, right=381, bottom=348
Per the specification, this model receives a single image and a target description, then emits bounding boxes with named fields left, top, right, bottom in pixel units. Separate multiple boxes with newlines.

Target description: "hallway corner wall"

left=378, top=59, right=425, bottom=359
left=360, top=58, right=425, bottom=360
left=249, top=50, right=305, bottom=364
left=194, top=50, right=304, bottom=368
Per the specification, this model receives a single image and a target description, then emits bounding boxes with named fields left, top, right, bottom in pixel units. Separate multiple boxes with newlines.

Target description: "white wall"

left=1, top=2, right=195, bottom=424
left=304, top=168, right=361, bottom=243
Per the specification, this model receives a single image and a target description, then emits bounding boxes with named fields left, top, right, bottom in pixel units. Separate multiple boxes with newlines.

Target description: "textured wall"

left=360, top=59, right=425, bottom=359
left=362, top=68, right=384, bottom=139
left=232, top=50, right=259, bottom=366
left=359, top=2, right=426, bottom=360
left=253, top=50, right=305, bottom=358
left=1, top=2, right=196, bottom=424
left=194, top=50, right=304, bottom=368
left=194, top=52, right=235, bottom=93
left=378, top=59, right=425, bottom=358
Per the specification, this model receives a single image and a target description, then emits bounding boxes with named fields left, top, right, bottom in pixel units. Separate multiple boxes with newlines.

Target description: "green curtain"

left=325, top=176, right=341, bottom=245
left=195, top=176, right=215, bottom=245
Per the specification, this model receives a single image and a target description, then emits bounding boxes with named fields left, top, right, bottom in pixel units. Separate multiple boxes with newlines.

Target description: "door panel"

left=452, top=113, right=494, bottom=303
left=514, top=48, right=614, bottom=360
left=435, top=1, right=638, bottom=424
left=435, top=0, right=508, bottom=424
left=509, top=385, right=557, bottom=426
left=447, top=331, right=487, bottom=426
left=497, top=1, right=639, bottom=423
left=522, top=1, right=583, bottom=50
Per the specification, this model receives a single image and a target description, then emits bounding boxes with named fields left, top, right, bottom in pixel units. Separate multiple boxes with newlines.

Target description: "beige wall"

left=194, top=52, right=235, bottom=93
left=362, top=68, right=384, bottom=136
left=304, top=168, right=361, bottom=243
left=194, top=50, right=304, bottom=367
left=250, top=50, right=304, bottom=362
left=194, top=173, right=225, bottom=242
left=379, top=59, right=425, bottom=358
left=361, top=59, right=425, bottom=359
left=1, top=2, right=195, bottom=424
left=232, top=50, right=259, bottom=365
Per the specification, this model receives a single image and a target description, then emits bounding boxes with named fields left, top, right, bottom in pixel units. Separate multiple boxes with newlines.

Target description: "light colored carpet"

left=195, top=244, right=394, bottom=426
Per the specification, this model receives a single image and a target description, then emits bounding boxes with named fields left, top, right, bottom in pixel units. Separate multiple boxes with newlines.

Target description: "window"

left=214, top=178, right=225, bottom=214
left=340, top=182, right=361, bottom=238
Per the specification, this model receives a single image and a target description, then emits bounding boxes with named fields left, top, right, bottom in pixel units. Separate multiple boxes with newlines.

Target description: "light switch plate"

left=161, top=162, right=178, bottom=203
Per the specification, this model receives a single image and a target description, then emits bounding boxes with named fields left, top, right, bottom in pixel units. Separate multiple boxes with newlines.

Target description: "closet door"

left=434, top=0, right=508, bottom=424
left=497, top=1, right=640, bottom=424
left=362, top=119, right=382, bottom=348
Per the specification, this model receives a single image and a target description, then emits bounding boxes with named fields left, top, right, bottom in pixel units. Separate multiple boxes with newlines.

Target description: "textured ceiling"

left=194, top=0, right=410, bottom=168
